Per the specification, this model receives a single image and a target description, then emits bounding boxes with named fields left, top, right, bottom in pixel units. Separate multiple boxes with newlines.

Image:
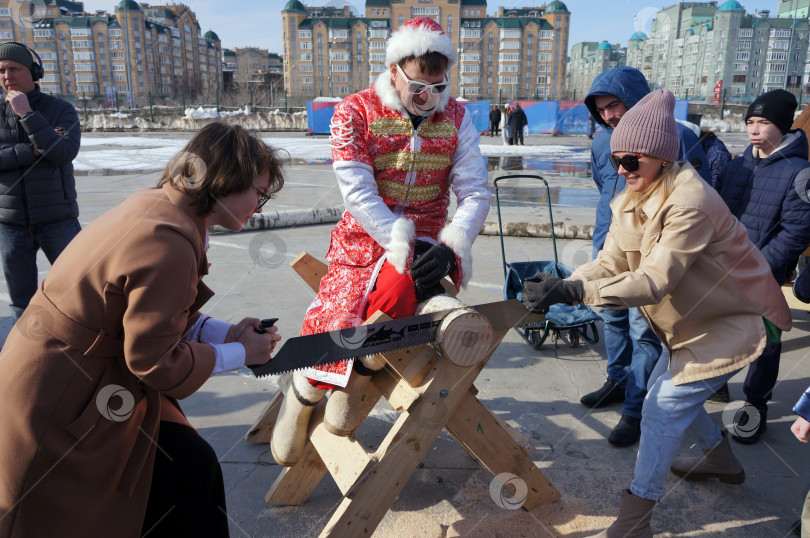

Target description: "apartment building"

left=625, top=1, right=809, bottom=100
left=566, top=41, right=626, bottom=100
left=281, top=0, right=570, bottom=102
left=3, top=0, right=222, bottom=103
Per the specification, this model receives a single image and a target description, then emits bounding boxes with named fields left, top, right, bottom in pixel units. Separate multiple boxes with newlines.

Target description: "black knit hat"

left=746, top=89, right=798, bottom=134
left=0, top=43, right=32, bottom=70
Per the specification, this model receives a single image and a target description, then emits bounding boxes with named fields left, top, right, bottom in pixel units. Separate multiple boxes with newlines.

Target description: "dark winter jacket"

left=0, top=84, right=80, bottom=225
left=584, top=66, right=710, bottom=254
left=490, top=108, right=501, bottom=123
left=715, top=129, right=810, bottom=285
left=699, top=131, right=732, bottom=188
left=507, top=108, right=527, bottom=132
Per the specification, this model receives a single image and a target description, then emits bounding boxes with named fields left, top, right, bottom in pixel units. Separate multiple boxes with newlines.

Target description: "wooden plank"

left=290, top=252, right=327, bottom=293
left=306, top=395, right=374, bottom=495
left=244, top=389, right=284, bottom=444
left=318, top=332, right=507, bottom=538
left=445, top=391, right=559, bottom=510
left=265, top=441, right=328, bottom=506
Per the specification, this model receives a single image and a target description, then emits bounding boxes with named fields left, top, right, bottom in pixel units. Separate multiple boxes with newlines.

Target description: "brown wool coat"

left=572, top=164, right=792, bottom=385
left=0, top=185, right=217, bottom=538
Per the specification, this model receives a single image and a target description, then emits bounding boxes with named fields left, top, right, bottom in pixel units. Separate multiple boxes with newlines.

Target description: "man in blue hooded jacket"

left=581, top=66, right=711, bottom=447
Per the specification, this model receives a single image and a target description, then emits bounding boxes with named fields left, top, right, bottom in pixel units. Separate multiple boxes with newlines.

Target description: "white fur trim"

left=374, top=71, right=450, bottom=115
left=387, top=217, right=415, bottom=274
left=386, top=22, right=456, bottom=67
left=439, top=225, right=473, bottom=287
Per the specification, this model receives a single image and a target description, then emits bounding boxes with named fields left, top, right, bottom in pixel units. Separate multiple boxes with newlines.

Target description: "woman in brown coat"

left=523, top=90, right=792, bottom=537
left=0, top=122, right=284, bottom=537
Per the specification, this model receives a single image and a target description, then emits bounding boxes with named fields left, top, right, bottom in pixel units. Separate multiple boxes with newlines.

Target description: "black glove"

left=410, top=243, right=456, bottom=288
left=522, top=272, right=584, bottom=313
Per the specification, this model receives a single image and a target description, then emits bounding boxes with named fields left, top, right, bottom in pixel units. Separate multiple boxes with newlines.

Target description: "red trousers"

left=310, top=261, right=418, bottom=389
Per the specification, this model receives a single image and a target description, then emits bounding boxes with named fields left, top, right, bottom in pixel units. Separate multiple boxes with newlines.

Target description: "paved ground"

left=4, top=131, right=809, bottom=537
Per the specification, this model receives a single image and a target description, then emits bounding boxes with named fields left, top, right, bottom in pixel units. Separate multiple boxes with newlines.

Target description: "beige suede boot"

left=270, top=372, right=327, bottom=466
left=670, top=430, right=745, bottom=484
left=588, top=490, right=655, bottom=538
left=323, top=355, right=386, bottom=436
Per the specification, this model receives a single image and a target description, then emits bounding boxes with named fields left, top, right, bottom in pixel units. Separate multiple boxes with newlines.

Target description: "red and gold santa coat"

left=301, top=72, right=491, bottom=387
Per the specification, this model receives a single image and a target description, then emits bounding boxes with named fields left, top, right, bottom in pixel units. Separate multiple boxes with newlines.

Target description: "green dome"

left=597, top=40, right=611, bottom=50
left=116, top=0, right=141, bottom=10
left=546, top=0, right=568, bottom=12
left=717, top=0, right=743, bottom=11
left=283, top=0, right=306, bottom=11
left=629, top=31, right=647, bottom=40
left=204, top=30, right=219, bottom=41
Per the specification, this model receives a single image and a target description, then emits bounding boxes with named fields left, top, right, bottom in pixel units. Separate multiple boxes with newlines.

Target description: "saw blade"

left=248, top=299, right=541, bottom=377
left=248, top=307, right=453, bottom=377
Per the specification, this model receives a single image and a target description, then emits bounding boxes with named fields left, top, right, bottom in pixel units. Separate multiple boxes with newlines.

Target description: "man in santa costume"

left=271, top=17, right=491, bottom=466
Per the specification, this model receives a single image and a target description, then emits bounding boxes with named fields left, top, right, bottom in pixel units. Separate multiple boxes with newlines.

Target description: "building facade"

left=625, top=1, right=809, bottom=101
left=281, top=0, right=570, bottom=102
left=2, top=0, right=222, bottom=104
left=566, top=41, right=626, bottom=100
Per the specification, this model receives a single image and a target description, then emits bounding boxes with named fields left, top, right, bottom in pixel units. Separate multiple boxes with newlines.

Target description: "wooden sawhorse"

left=245, top=252, right=559, bottom=537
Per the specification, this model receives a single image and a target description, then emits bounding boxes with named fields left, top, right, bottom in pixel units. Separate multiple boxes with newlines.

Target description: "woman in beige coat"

left=0, top=122, right=283, bottom=538
left=524, top=90, right=792, bottom=537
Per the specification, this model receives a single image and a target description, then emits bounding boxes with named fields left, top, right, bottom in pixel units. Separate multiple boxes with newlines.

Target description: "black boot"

left=707, top=382, right=729, bottom=404
left=608, top=415, right=641, bottom=447
left=731, top=401, right=767, bottom=444
left=581, top=379, right=625, bottom=409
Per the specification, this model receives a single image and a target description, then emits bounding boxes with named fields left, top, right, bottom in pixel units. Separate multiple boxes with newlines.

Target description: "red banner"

left=713, top=80, right=723, bottom=104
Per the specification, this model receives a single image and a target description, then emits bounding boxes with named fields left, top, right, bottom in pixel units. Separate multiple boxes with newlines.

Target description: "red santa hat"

left=385, top=17, right=456, bottom=68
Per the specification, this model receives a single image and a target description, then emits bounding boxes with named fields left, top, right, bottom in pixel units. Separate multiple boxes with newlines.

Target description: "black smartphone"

left=254, top=318, right=279, bottom=334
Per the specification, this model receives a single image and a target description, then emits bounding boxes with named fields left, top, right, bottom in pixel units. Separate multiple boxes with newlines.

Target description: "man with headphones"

left=0, top=42, right=81, bottom=322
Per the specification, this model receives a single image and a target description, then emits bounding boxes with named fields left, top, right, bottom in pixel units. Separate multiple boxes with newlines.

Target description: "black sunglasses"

left=252, top=185, right=272, bottom=211
left=609, top=153, right=646, bottom=172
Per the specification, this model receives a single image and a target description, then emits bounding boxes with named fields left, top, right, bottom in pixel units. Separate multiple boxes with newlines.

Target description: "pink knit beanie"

left=610, top=89, right=678, bottom=162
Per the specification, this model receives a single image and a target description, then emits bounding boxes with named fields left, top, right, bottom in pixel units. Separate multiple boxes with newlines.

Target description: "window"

left=70, top=28, right=91, bottom=37
left=300, top=53, right=312, bottom=61
left=536, top=75, right=549, bottom=84
left=461, top=30, right=481, bottom=39
left=112, top=63, right=126, bottom=71
left=411, top=7, right=440, bottom=16
left=498, top=53, right=520, bottom=61
left=330, top=52, right=350, bottom=61
left=300, top=41, right=312, bottom=50
left=539, top=30, right=553, bottom=40
left=499, top=64, right=519, bottom=72
left=328, top=30, right=348, bottom=39
left=369, top=41, right=386, bottom=49
left=331, top=64, right=350, bottom=72
left=300, top=64, right=313, bottom=72
left=74, top=63, right=96, bottom=71
left=737, top=40, right=751, bottom=50
left=768, top=51, right=787, bottom=61
left=73, top=52, right=95, bottom=60
left=460, top=64, right=480, bottom=72
left=33, top=29, right=54, bottom=38
left=461, top=76, right=479, bottom=84
left=72, top=40, right=93, bottom=48
left=739, top=28, right=753, bottom=37
left=300, top=75, right=313, bottom=84
left=735, top=52, right=749, bottom=61
left=500, top=29, right=521, bottom=39
left=538, top=53, right=552, bottom=62
left=370, top=52, right=385, bottom=62
left=40, top=74, right=59, bottom=83
left=75, top=74, right=98, bottom=82
left=77, top=85, right=98, bottom=93
left=498, top=76, right=519, bottom=84
left=500, top=41, right=521, bottom=50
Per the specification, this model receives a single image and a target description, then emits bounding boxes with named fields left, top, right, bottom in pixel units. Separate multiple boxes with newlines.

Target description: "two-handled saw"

left=248, top=299, right=542, bottom=377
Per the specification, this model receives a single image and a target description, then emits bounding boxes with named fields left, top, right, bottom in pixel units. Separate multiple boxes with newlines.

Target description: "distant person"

left=711, top=89, right=810, bottom=443
left=582, top=65, right=711, bottom=448
left=501, top=105, right=511, bottom=146
left=508, top=102, right=527, bottom=145
left=0, top=42, right=82, bottom=322
left=489, top=105, right=501, bottom=137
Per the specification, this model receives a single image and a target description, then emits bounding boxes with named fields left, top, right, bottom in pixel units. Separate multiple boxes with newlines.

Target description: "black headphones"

left=1, top=42, right=44, bottom=81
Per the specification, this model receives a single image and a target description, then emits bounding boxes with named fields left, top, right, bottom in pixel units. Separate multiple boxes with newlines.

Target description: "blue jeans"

left=601, top=307, right=663, bottom=419
left=0, top=218, right=81, bottom=322
left=630, top=352, right=739, bottom=501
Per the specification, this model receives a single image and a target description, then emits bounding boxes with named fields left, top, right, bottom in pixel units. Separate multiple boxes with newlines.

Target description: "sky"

left=74, top=0, right=783, bottom=55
